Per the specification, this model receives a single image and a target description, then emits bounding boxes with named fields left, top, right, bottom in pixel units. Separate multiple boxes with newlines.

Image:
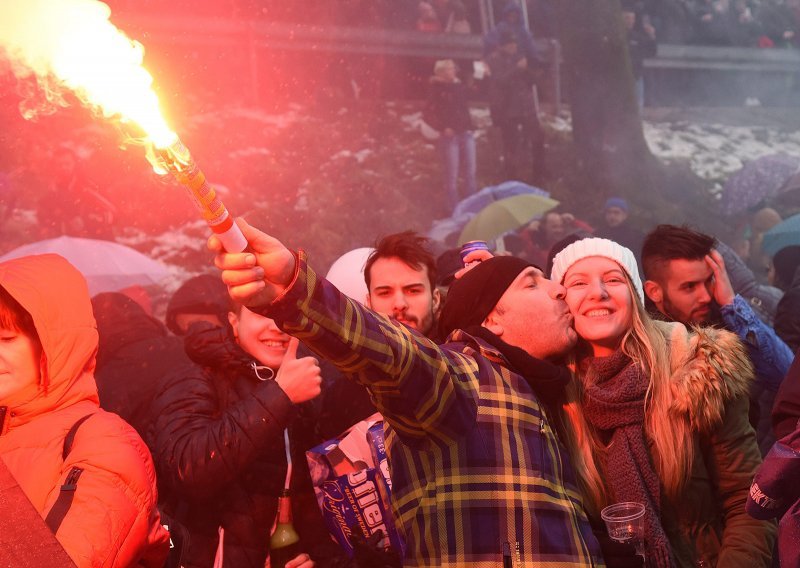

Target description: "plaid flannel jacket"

left=263, top=254, right=604, bottom=567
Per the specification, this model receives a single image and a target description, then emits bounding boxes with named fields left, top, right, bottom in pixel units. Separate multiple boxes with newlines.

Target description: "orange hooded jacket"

left=0, top=254, right=169, bottom=567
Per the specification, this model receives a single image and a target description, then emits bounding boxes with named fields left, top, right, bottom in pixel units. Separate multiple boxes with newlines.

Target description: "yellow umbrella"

left=458, top=194, right=559, bottom=244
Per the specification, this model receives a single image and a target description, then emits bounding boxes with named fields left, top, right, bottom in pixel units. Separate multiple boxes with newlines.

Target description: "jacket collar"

left=446, top=326, right=571, bottom=405
left=655, top=321, right=753, bottom=433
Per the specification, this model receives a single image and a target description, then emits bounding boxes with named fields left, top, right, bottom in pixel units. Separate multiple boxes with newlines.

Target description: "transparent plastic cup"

left=601, top=501, right=646, bottom=562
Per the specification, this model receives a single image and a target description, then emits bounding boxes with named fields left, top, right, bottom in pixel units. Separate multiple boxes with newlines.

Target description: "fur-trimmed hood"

left=655, top=320, right=754, bottom=433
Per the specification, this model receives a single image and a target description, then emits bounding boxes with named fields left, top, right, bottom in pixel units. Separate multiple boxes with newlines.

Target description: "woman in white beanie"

left=550, top=238, right=775, bottom=568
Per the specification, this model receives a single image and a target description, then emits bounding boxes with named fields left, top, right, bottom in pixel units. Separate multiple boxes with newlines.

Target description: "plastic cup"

left=601, top=501, right=646, bottom=560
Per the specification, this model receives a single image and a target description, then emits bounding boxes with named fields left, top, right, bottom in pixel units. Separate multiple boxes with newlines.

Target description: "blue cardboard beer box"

left=306, top=416, right=403, bottom=557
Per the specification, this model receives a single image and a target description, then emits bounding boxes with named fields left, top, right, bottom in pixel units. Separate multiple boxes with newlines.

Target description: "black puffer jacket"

left=149, top=323, right=301, bottom=567
left=150, top=323, right=351, bottom=568
left=92, top=292, right=195, bottom=438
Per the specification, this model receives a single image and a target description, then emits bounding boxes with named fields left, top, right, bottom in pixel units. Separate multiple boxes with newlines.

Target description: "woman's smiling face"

left=563, top=256, right=634, bottom=357
left=228, top=306, right=290, bottom=369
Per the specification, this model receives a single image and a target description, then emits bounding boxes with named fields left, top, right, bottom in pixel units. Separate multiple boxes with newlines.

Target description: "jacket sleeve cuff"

left=249, top=250, right=306, bottom=319
left=720, top=294, right=759, bottom=327
left=270, top=249, right=303, bottom=305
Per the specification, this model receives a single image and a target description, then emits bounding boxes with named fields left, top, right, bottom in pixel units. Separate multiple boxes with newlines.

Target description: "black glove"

left=594, top=530, right=644, bottom=568
left=350, top=526, right=402, bottom=568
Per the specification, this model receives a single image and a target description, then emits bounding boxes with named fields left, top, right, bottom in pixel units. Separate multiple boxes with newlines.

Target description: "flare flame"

left=0, top=0, right=176, bottom=148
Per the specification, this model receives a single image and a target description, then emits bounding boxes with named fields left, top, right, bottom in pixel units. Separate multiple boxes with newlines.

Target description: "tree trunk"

left=555, top=0, right=654, bottom=191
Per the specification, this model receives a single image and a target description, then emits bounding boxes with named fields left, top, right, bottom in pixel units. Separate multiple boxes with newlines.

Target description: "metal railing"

left=115, top=14, right=800, bottom=107
left=116, top=14, right=562, bottom=108
left=646, top=44, right=800, bottom=73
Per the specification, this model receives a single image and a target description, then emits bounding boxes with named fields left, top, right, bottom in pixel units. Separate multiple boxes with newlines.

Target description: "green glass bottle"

left=269, top=489, right=302, bottom=568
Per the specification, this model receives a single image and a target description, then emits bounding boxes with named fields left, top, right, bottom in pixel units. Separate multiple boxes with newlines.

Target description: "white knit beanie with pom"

left=549, top=237, right=644, bottom=304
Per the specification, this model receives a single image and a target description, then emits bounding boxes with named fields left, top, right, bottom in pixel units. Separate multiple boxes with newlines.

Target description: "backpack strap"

left=45, top=414, right=95, bottom=534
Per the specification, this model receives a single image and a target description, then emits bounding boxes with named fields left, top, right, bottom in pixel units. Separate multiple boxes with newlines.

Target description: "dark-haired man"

left=364, top=231, right=441, bottom=337
left=209, top=218, right=605, bottom=567
left=319, top=231, right=442, bottom=438
left=641, top=224, right=794, bottom=452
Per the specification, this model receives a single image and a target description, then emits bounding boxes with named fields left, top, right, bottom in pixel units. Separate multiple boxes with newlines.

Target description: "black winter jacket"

left=150, top=324, right=295, bottom=568
left=424, top=79, right=474, bottom=134
left=773, top=348, right=800, bottom=440
left=93, top=292, right=196, bottom=438
left=149, top=323, right=344, bottom=568
left=775, top=267, right=800, bottom=353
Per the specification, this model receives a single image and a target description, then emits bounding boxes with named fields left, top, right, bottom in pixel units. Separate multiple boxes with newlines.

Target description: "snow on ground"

left=123, top=108, right=800, bottom=278
left=403, top=106, right=800, bottom=196
left=644, top=120, right=800, bottom=193
left=187, top=105, right=306, bottom=131
left=8, top=102, right=800, bottom=297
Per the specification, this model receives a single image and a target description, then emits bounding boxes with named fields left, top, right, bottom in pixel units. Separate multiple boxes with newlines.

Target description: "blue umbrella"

left=720, top=154, right=800, bottom=217
left=428, top=214, right=472, bottom=246
left=762, top=213, right=800, bottom=256
left=452, top=181, right=550, bottom=218
left=428, top=181, right=550, bottom=245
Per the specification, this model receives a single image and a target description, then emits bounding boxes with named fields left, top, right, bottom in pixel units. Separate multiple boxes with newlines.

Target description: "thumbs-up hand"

left=275, top=337, right=322, bottom=404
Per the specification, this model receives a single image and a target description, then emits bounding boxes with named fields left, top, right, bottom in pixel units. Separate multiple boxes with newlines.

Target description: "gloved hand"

left=594, top=530, right=644, bottom=568
left=350, top=526, right=402, bottom=568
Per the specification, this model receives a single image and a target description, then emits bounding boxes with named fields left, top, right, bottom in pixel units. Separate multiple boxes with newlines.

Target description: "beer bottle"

left=269, top=489, right=302, bottom=568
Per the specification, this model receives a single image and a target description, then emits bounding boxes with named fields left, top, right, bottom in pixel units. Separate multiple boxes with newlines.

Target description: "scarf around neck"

left=465, top=325, right=571, bottom=406
left=582, top=350, right=675, bottom=568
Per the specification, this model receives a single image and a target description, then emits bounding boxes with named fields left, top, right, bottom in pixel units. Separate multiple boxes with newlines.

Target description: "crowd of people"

left=4, top=184, right=800, bottom=566
left=652, top=0, right=800, bottom=47
left=4, top=2, right=800, bottom=567
left=107, top=0, right=800, bottom=50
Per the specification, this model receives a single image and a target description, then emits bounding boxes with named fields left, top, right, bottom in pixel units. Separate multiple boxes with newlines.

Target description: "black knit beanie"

left=438, top=256, right=533, bottom=339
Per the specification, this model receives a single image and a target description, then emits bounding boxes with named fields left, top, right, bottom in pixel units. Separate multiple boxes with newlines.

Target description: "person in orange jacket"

left=0, top=254, right=169, bottom=567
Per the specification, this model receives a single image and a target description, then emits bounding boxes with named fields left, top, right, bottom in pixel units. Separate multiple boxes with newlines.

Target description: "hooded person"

left=0, top=254, right=169, bottom=567
left=208, top=218, right=610, bottom=567
left=482, top=2, right=541, bottom=62
left=594, top=197, right=645, bottom=263
left=165, top=273, right=230, bottom=336
left=92, top=292, right=196, bottom=438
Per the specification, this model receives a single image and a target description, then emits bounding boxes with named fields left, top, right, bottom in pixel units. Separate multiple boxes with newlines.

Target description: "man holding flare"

left=209, top=218, right=606, bottom=567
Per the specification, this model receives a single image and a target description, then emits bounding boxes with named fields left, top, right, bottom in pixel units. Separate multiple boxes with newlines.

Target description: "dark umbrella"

left=720, top=154, right=800, bottom=216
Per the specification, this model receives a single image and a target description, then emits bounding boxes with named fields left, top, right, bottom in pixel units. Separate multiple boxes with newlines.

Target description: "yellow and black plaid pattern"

left=264, top=254, right=604, bottom=567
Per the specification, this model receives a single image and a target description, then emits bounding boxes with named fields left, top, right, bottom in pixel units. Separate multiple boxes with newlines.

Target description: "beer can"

left=460, top=240, right=490, bottom=267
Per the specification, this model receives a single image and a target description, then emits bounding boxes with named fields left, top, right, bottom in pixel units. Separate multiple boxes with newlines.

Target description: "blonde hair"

left=433, top=59, right=456, bottom=78
left=558, top=273, right=694, bottom=516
